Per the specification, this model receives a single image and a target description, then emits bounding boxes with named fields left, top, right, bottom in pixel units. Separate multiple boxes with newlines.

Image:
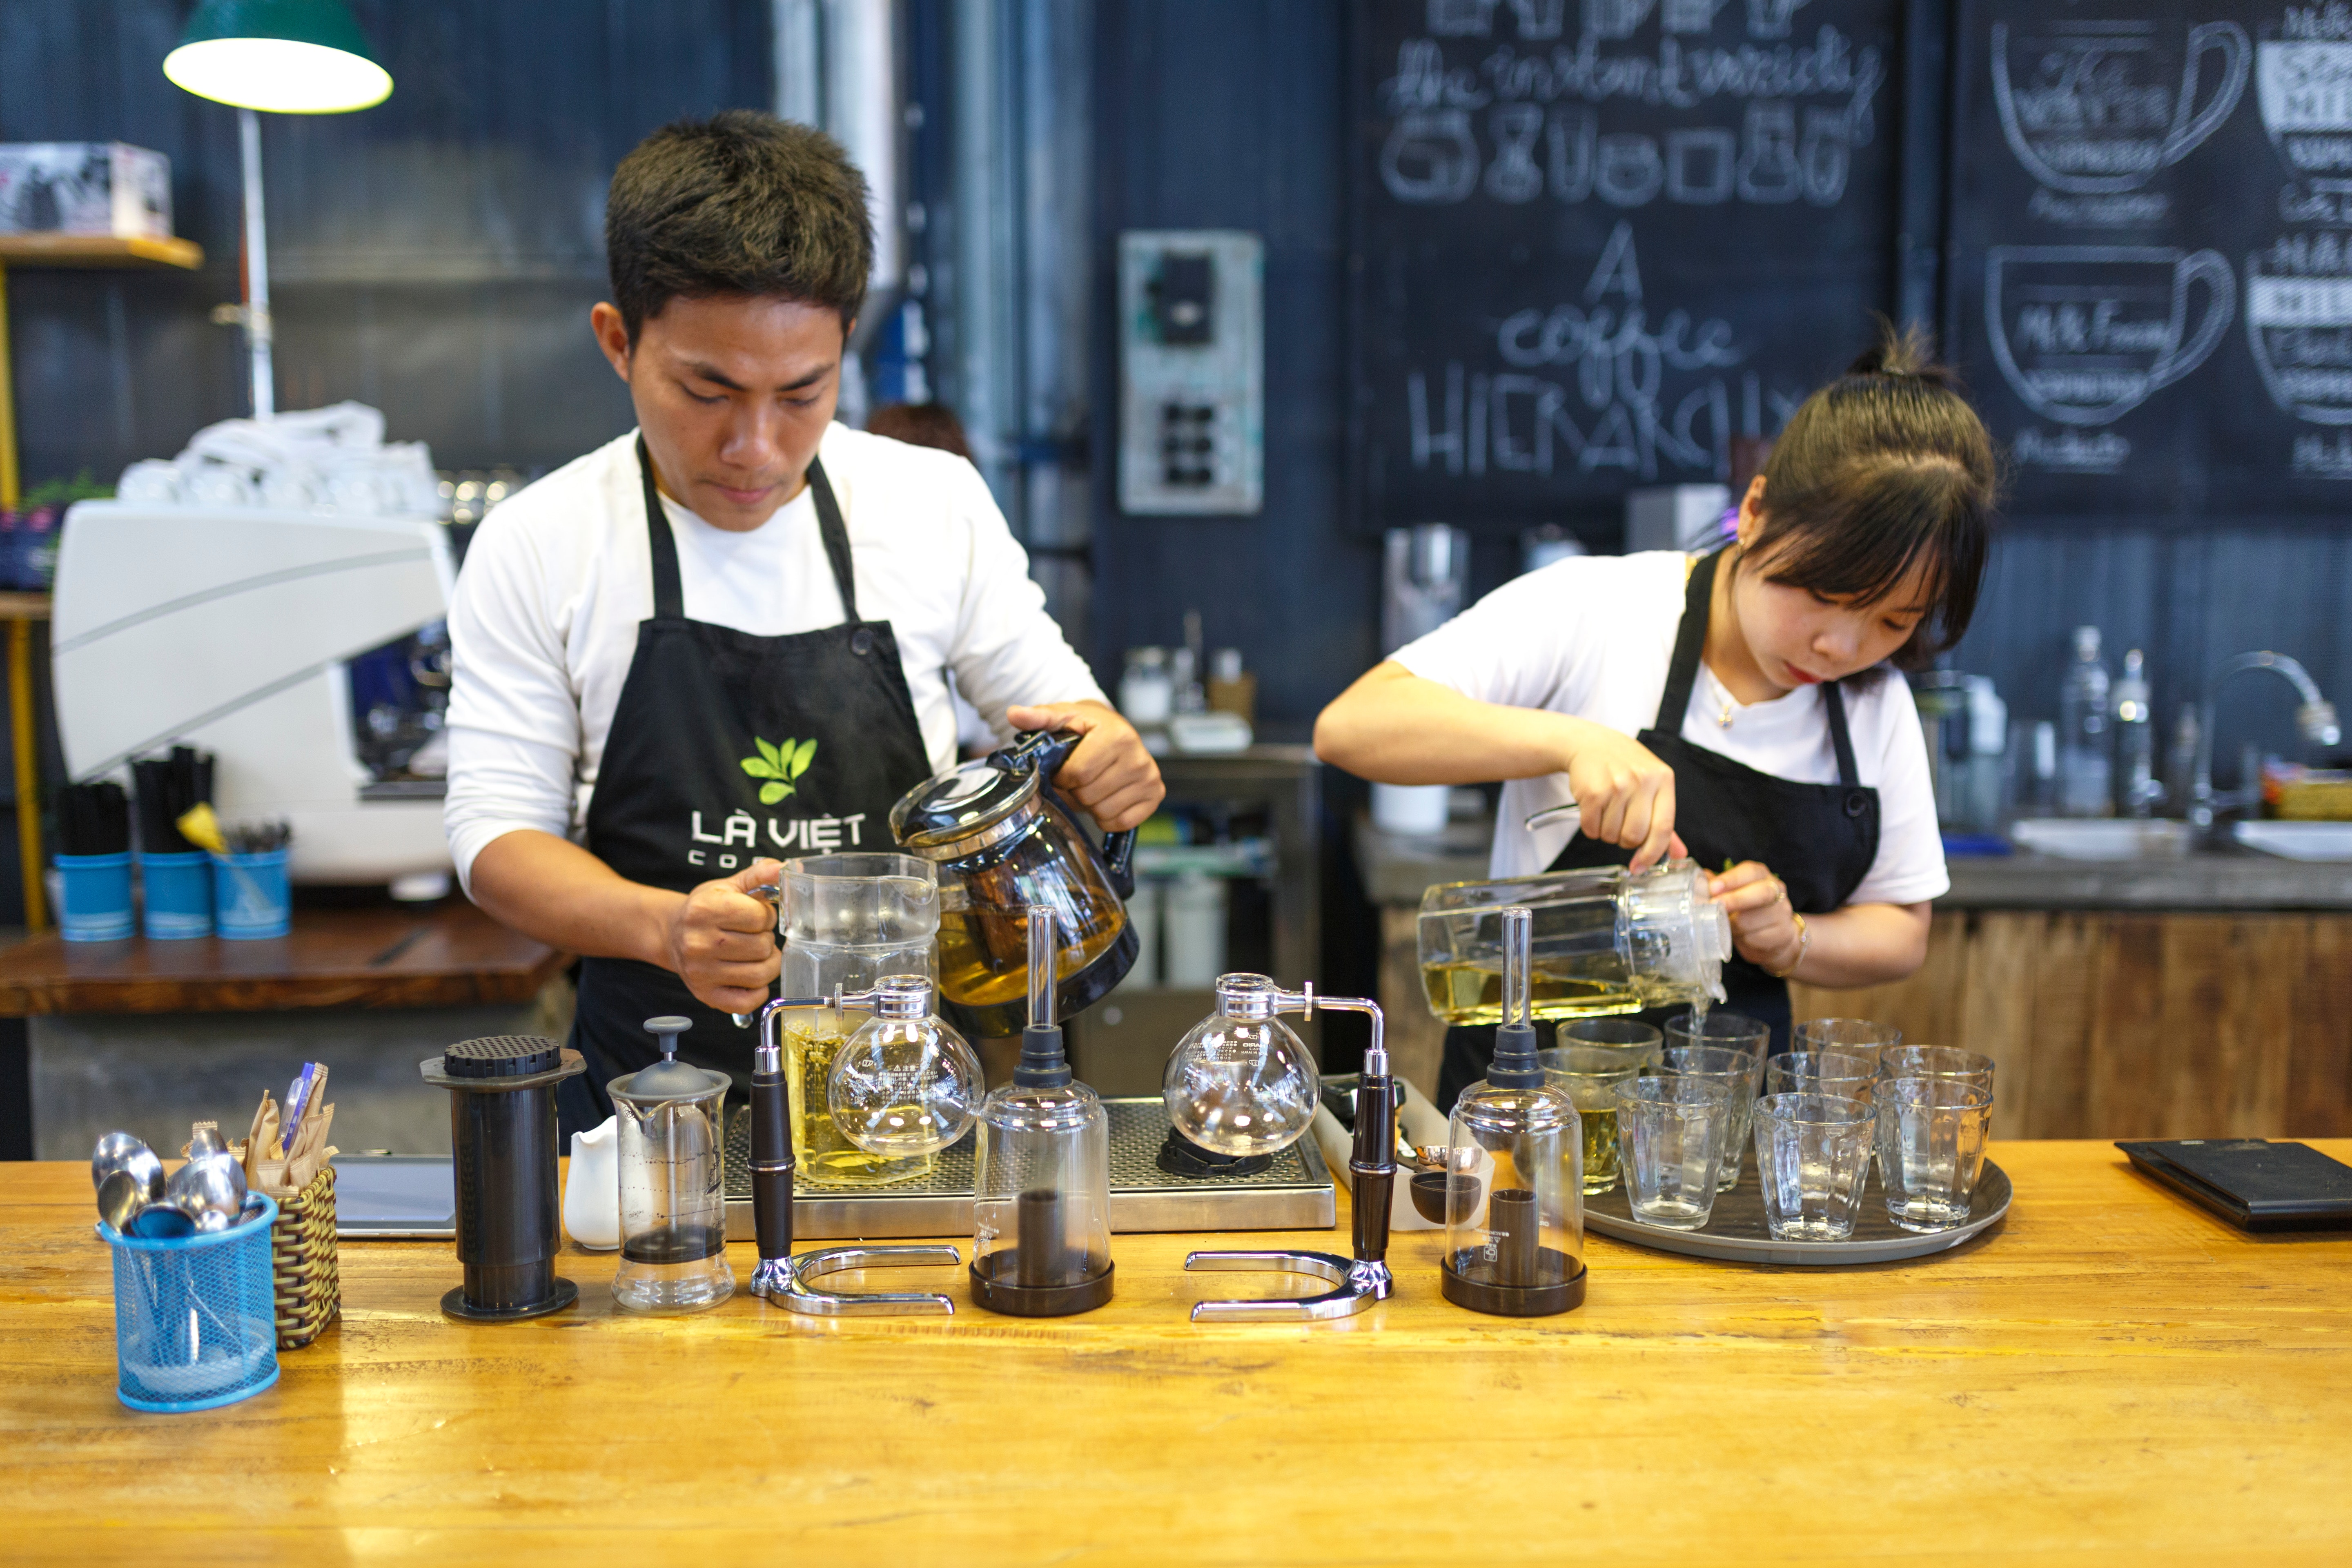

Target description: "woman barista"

left=1315, top=330, right=1995, bottom=1106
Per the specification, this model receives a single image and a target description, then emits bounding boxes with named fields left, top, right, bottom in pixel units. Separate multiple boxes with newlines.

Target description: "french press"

left=746, top=975, right=978, bottom=1314
left=608, top=1017, right=733, bottom=1314
left=889, top=728, right=1138, bottom=1037
left=1172, top=978, right=1399, bottom=1322
left=1437, top=906, right=1587, bottom=1316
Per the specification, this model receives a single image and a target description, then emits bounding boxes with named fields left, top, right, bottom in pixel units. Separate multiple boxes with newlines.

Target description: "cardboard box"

left=0, top=143, right=172, bottom=239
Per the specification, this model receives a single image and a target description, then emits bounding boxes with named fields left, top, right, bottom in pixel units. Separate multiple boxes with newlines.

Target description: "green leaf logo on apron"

left=741, top=736, right=817, bottom=805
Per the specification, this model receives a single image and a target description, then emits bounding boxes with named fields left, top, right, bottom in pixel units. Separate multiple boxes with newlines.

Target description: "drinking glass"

left=1668, top=1008, right=1769, bottom=1071
left=1752, top=1092, right=1875, bottom=1241
left=1539, top=1023, right=1660, bottom=1195
left=1794, top=1017, right=1901, bottom=1072
left=1878, top=1046, right=1995, bottom=1099
left=1876, top=1076, right=1994, bottom=1234
left=1765, top=1049, right=1880, bottom=1103
left=1659, top=1042, right=1763, bottom=1191
left=1613, top=1076, right=1731, bottom=1230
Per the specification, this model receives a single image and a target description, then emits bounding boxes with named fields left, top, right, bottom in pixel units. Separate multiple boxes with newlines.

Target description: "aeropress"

left=1433, top=905, right=1587, bottom=1316
left=1172, top=976, right=1398, bottom=1322
left=421, top=1033, right=586, bottom=1321
left=968, top=908, right=1115, bottom=1316
left=747, top=974, right=980, bottom=1314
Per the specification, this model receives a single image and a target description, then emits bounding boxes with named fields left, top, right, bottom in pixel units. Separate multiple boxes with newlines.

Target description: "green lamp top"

left=165, top=0, right=392, bottom=114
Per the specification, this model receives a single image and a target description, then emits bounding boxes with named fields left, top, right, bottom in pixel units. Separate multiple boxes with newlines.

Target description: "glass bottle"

left=2058, top=625, right=2113, bottom=817
left=1416, top=858, right=1731, bottom=1026
left=1441, top=908, right=1586, bottom=1316
left=2114, top=648, right=2158, bottom=818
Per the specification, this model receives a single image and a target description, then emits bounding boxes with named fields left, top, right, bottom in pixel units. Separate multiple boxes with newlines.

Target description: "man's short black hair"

left=605, top=110, right=872, bottom=341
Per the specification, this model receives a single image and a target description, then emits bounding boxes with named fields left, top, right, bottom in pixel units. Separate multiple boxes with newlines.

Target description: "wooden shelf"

left=0, top=234, right=204, bottom=270
left=0, top=592, right=50, bottom=619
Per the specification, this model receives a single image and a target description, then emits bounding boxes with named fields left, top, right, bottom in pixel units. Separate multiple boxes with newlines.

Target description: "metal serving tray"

left=1584, top=1159, right=2011, bottom=1265
left=723, top=1096, right=1335, bottom=1241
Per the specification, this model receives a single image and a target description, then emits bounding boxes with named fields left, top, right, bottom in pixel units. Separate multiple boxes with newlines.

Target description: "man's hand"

left=1004, top=699, right=1165, bottom=831
left=664, top=859, right=784, bottom=1015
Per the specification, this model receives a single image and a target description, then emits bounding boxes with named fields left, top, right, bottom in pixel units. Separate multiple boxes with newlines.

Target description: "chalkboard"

left=1947, top=0, right=2352, bottom=524
left=1350, top=0, right=1907, bottom=534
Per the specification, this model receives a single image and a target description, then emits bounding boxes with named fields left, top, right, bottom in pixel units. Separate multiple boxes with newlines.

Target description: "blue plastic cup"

left=54, top=851, right=134, bottom=942
left=212, top=848, right=291, bottom=940
left=138, top=851, right=214, bottom=940
left=100, top=1194, right=281, bottom=1412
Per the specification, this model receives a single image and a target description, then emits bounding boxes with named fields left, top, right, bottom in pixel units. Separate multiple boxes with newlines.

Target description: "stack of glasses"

left=1562, top=1014, right=1997, bottom=1242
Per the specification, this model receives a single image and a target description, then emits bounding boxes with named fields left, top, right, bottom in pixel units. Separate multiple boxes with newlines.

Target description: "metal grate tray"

left=723, top=1096, right=1334, bottom=1241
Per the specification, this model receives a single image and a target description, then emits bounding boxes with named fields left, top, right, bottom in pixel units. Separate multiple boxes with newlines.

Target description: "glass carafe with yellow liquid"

left=890, top=729, right=1137, bottom=1038
left=777, top=853, right=942, bottom=1185
left=1416, top=860, right=1731, bottom=1026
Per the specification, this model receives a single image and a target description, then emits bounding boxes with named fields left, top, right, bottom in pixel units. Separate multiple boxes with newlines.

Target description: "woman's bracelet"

left=1764, top=912, right=1810, bottom=980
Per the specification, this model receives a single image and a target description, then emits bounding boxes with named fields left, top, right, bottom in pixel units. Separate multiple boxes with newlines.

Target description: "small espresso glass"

left=1765, top=1049, right=1880, bottom=1104
left=1795, top=1017, right=1902, bottom=1073
left=1540, top=1025, right=1660, bottom=1195
left=1660, top=1042, right=1763, bottom=1191
left=1878, top=1046, right=1995, bottom=1099
left=1753, top=1092, right=1876, bottom=1241
left=1876, top=1075, right=1994, bottom=1234
left=1614, top=1076, right=1732, bottom=1231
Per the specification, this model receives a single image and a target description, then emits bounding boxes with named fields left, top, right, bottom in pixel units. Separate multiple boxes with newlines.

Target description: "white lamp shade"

left=163, top=36, right=392, bottom=114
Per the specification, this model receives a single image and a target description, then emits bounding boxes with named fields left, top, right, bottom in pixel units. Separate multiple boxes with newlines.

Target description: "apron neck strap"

left=1657, top=543, right=1863, bottom=790
left=635, top=437, right=862, bottom=623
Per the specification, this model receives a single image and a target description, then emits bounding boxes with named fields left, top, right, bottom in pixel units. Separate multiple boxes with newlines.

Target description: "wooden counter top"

left=0, top=900, right=565, bottom=1015
left=6, top=1142, right=2350, bottom=1563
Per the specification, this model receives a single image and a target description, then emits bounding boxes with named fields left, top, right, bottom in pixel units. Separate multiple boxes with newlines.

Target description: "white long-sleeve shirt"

left=443, top=425, right=1105, bottom=893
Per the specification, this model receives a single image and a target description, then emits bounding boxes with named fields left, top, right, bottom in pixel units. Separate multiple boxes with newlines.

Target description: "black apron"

left=556, top=438, right=933, bottom=1138
left=1438, top=547, right=1882, bottom=1109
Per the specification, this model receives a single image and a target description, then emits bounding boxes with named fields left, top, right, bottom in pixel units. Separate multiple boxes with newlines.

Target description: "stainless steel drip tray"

left=724, top=1097, right=1334, bottom=1241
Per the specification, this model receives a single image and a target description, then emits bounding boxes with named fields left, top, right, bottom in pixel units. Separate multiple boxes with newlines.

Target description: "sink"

left=2231, top=822, right=2352, bottom=862
left=2008, top=819, right=2193, bottom=861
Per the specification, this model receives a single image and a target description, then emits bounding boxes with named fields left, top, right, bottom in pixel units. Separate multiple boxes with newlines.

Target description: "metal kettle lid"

left=890, top=749, right=1045, bottom=855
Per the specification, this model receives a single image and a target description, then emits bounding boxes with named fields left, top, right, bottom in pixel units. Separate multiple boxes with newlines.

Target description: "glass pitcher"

left=775, top=852, right=941, bottom=1187
left=1416, top=860, right=1731, bottom=1026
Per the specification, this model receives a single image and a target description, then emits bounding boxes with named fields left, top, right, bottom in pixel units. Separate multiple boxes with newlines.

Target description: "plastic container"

left=100, top=1194, right=281, bottom=1412
left=54, top=851, right=134, bottom=942
left=212, top=848, right=291, bottom=939
left=138, top=850, right=213, bottom=939
left=419, top=1034, right=585, bottom=1321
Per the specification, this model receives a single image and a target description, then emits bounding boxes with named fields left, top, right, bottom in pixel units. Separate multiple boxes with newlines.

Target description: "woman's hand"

left=1564, top=728, right=1686, bottom=872
left=1710, top=860, right=1804, bottom=976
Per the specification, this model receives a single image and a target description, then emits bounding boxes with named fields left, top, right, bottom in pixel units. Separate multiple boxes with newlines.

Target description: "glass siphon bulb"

left=1162, top=1012, right=1320, bottom=1157
left=826, top=1013, right=985, bottom=1158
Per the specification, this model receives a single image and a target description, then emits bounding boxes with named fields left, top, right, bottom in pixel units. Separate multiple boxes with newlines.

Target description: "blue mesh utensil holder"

left=101, top=1194, right=281, bottom=1412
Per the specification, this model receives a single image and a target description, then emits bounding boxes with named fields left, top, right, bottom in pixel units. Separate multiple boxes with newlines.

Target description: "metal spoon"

left=91, top=1132, right=165, bottom=1205
left=187, top=1123, right=227, bottom=1161
left=165, top=1152, right=247, bottom=1233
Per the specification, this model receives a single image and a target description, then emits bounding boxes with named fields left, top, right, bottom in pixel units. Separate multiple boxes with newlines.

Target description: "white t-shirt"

left=443, top=425, right=1105, bottom=893
left=1390, top=550, right=1948, bottom=906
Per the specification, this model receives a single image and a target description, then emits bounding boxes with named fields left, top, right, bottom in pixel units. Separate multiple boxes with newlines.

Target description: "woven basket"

left=269, top=1164, right=341, bottom=1350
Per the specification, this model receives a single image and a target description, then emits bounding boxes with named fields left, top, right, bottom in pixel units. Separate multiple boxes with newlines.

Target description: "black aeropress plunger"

left=421, top=1033, right=586, bottom=1321
left=968, top=909, right=1115, bottom=1316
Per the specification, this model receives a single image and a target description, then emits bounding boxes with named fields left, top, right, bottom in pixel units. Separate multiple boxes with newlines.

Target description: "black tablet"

left=2115, top=1139, right=2352, bottom=1232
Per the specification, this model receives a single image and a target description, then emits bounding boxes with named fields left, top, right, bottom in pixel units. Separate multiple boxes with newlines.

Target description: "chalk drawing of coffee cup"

left=2246, top=254, right=2352, bottom=424
left=1985, top=247, right=2236, bottom=425
left=1992, top=19, right=2248, bottom=194
left=2257, top=33, right=2352, bottom=192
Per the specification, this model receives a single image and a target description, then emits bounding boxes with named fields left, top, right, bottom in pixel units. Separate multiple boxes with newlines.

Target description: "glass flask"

left=969, top=910, right=1115, bottom=1316
left=1163, top=973, right=1323, bottom=1157
left=890, top=729, right=1137, bottom=1037
left=1416, top=859, right=1731, bottom=1026
left=609, top=1017, right=733, bottom=1314
left=824, top=976, right=984, bottom=1158
left=1442, top=908, right=1587, bottom=1317
left=777, top=852, right=940, bottom=1186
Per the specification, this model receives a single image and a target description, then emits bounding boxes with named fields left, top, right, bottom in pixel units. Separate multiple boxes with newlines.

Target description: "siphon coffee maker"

left=1439, top=906, right=1586, bottom=1316
left=609, top=1017, right=733, bottom=1314
left=889, top=729, right=1138, bottom=1038
left=969, top=909, right=1116, bottom=1316
left=746, top=976, right=973, bottom=1315
left=1417, top=858, right=1731, bottom=1026
left=1172, top=977, right=1400, bottom=1323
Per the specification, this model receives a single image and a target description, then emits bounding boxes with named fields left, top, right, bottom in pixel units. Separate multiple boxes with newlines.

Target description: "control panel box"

left=1118, top=231, right=1263, bottom=515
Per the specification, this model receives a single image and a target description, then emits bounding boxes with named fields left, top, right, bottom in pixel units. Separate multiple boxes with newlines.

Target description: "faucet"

left=2188, top=652, right=2342, bottom=832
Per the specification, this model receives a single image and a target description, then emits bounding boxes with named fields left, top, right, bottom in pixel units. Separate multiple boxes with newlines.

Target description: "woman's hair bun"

left=1847, top=320, right=1957, bottom=390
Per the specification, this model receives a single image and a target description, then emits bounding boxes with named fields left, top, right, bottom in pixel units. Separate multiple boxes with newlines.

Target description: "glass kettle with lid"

left=889, top=727, right=1137, bottom=1036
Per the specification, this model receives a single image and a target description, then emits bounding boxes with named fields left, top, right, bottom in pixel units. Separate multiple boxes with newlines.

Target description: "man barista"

left=445, top=112, right=1161, bottom=1133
